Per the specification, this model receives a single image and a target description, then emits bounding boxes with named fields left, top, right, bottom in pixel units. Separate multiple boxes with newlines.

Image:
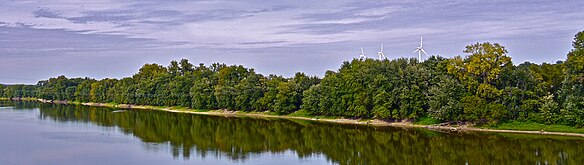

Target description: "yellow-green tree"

left=447, top=42, right=512, bottom=99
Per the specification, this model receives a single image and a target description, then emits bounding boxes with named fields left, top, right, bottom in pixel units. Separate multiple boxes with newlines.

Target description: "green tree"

left=89, top=78, right=117, bottom=103
left=536, top=95, right=560, bottom=124
left=75, top=79, right=96, bottom=102
left=190, top=77, right=217, bottom=109
left=112, top=77, right=136, bottom=104
left=234, top=72, right=263, bottom=111
left=133, top=64, right=167, bottom=105
left=272, top=72, right=319, bottom=114
left=0, top=84, right=4, bottom=97
left=257, top=75, right=284, bottom=111
left=428, top=75, right=465, bottom=121
left=558, top=31, right=584, bottom=126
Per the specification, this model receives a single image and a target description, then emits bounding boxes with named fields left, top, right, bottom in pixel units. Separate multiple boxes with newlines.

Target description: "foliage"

left=557, top=31, right=584, bottom=126
left=428, top=75, right=465, bottom=121
left=3, top=30, right=584, bottom=127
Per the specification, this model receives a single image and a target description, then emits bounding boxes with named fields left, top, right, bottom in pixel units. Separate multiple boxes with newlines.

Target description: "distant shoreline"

left=4, top=98, right=584, bottom=138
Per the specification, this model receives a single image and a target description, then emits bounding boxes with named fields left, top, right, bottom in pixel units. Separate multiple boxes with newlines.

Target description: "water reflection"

left=4, top=101, right=584, bottom=165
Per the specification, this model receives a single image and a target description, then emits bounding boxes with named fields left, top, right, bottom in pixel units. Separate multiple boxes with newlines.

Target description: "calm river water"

left=0, top=101, right=583, bottom=165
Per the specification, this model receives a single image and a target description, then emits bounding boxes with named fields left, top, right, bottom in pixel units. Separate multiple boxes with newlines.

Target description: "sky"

left=0, top=0, right=583, bottom=84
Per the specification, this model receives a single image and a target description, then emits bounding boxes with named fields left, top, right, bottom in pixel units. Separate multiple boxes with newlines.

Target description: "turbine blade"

left=420, top=37, right=423, bottom=47
left=361, top=47, right=364, bottom=55
left=421, top=49, right=429, bottom=56
left=413, top=49, right=418, bottom=53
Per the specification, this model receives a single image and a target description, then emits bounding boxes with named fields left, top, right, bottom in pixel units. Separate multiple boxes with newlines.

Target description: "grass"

left=413, top=116, right=441, bottom=125
left=484, top=121, right=584, bottom=134
left=167, top=106, right=189, bottom=111
left=287, top=110, right=339, bottom=119
left=190, top=109, right=210, bottom=112
left=234, top=110, right=262, bottom=115
left=287, top=109, right=312, bottom=117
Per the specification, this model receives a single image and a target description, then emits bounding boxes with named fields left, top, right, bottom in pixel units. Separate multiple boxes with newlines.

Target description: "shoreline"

left=10, top=98, right=584, bottom=138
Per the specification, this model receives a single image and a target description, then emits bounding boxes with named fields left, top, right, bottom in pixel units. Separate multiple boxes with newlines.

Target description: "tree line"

left=2, top=31, right=583, bottom=126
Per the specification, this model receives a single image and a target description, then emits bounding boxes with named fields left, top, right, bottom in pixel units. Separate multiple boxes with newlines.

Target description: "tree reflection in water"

left=7, top=101, right=584, bottom=165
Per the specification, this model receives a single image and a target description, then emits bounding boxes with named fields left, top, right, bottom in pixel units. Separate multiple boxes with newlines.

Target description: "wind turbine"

left=359, top=47, right=366, bottom=59
left=377, top=43, right=386, bottom=60
left=413, top=37, right=429, bottom=61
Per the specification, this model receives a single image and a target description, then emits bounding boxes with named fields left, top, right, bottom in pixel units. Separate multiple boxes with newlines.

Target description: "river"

left=0, top=101, right=582, bottom=165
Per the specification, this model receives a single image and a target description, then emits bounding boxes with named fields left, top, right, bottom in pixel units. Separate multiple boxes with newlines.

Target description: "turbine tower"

left=359, top=47, right=366, bottom=59
left=377, top=43, right=385, bottom=60
left=413, top=37, right=429, bottom=61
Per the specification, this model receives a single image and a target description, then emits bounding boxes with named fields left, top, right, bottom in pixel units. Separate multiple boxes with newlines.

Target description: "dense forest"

left=2, top=31, right=583, bottom=126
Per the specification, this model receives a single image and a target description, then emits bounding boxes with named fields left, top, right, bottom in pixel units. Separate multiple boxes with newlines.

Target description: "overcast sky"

left=1, top=0, right=583, bottom=84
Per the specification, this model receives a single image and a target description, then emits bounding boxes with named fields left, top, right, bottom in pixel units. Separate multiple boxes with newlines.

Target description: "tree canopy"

left=3, top=31, right=584, bottom=127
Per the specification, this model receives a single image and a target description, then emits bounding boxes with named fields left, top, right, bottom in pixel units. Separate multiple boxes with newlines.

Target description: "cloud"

left=0, top=0, right=583, bottom=84
left=0, top=0, right=582, bottom=51
left=356, top=6, right=403, bottom=17
left=0, top=0, right=413, bottom=49
left=33, top=8, right=62, bottom=18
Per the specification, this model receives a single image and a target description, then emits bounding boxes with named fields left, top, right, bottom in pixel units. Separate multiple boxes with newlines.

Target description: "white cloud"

left=0, top=0, right=582, bottom=53
left=0, top=0, right=413, bottom=49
